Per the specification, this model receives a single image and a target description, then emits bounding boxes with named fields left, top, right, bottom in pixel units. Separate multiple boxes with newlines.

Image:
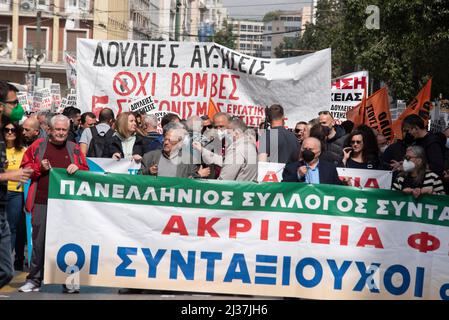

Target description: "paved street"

left=0, top=271, right=280, bottom=300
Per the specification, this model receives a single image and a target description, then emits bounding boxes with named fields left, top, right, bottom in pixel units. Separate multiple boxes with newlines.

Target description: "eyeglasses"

left=404, top=155, right=417, bottom=161
left=294, top=128, right=301, bottom=133
left=350, top=140, right=363, bottom=145
left=3, top=127, right=16, bottom=133
left=2, top=100, right=19, bottom=106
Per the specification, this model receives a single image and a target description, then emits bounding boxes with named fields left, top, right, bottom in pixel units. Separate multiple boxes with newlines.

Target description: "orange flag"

left=392, top=78, right=432, bottom=140
left=207, top=98, right=220, bottom=119
left=346, top=87, right=395, bottom=143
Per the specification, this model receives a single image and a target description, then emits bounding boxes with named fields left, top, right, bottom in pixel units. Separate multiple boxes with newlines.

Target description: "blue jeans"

left=6, top=191, right=24, bottom=252
left=0, top=210, right=13, bottom=288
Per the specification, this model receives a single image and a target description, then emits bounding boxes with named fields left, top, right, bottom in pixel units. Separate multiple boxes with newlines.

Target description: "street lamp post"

left=25, top=44, right=35, bottom=77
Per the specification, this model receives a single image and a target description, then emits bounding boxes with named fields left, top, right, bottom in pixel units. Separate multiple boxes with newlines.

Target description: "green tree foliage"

left=274, top=0, right=449, bottom=100
left=211, top=20, right=236, bottom=50
left=263, top=11, right=281, bottom=22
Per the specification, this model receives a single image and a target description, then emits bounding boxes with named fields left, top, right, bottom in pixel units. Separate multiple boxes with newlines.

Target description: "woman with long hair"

left=2, top=122, right=26, bottom=269
left=342, top=126, right=380, bottom=169
left=109, top=112, right=144, bottom=161
left=393, top=145, right=444, bottom=197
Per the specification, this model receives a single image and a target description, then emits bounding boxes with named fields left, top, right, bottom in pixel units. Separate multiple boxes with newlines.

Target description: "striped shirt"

left=393, top=170, right=445, bottom=194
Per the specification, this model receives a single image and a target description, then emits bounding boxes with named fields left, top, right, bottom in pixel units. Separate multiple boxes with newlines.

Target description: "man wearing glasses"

left=294, top=121, right=309, bottom=146
left=0, top=80, right=32, bottom=289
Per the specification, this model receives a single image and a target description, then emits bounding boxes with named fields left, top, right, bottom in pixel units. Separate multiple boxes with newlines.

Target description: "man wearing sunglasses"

left=0, top=80, right=32, bottom=289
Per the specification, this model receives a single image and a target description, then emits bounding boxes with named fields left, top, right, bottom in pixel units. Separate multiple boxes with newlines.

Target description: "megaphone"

left=35, top=52, right=46, bottom=65
left=0, top=41, right=13, bottom=57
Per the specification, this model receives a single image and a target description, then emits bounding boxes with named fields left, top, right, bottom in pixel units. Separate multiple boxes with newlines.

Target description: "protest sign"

left=77, top=40, right=331, bottom=127
left=51, top=83, right=61, bottom=112
left=17, top=92, right=31, bottom=113
left=128, top=95, right=157, bottom=114
left=64, top=52, right=77, bottom=89
left=25, top=74, right=35, bottom=94
left=45, top=169, right=449, bottom=299
left=330, top=71, right=369, bottom=123
left=32, top=88, right=52, bottom=112
left=37, top=77, right=52, bottom=89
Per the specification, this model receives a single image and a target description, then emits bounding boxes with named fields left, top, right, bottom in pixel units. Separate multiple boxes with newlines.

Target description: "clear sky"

left=221, top=0, right=313, bottom=20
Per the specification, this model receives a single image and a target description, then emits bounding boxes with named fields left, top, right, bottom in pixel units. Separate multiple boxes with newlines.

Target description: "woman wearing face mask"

left=2, top=122, right=27, bottom=269
left=392, top=145, right=444, bottom=198
left=342, top=128, right=380, bottom=169
left=109, top=112, right=145, bottom=162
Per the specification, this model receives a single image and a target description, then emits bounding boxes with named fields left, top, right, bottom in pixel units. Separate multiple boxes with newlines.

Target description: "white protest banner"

left=257, top=162, right=286, bottom=182
left=128, top=95, right=157, bottom=114
left=46, top=169, right=449, bottom=299
left=51, top=83, right=61, bottom=112
left=330, top=71, right=369, bottom=123
left=77, top=40, right=331, bottom=127
left=87, top=157, right=141, bottom=175
left=64, top=52, right=77, bottom=89
left=32, top=88, right=52, bottom=112
left=17, top=92, right=31, bottom=112
left=337, top=167, right=392, bottom=189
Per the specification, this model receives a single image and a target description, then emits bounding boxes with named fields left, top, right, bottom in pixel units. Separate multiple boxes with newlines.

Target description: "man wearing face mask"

left=0, top=80, right=32, bottom=289
left=194, top=117, right=258, bottom=182
left=401, top=114, right=444, bottom=177
left=282, top=137, right=342, bottom=185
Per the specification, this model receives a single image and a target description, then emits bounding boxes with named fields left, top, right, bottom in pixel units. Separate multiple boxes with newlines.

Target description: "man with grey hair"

left=141, top=114, right=163, bottom=153
left=141, top=122, right=209, bottom=178
left=19, top=114, right=89, bottom=293
left=194, top=117, right=258, bottom=182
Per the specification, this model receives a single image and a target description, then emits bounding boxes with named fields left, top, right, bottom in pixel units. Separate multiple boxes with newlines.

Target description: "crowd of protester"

left=1, top=80, right=449, bottom=293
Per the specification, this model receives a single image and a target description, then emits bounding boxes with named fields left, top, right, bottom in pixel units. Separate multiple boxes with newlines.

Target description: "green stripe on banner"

left=49, top=168, right=449, bottom=227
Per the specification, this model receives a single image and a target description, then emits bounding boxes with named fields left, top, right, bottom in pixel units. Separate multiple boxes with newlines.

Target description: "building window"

left=267, top=26, right=272, bottom=31
left=66, top=0, right=89, bottom=10
left=65, top=29, right=88, bottom=53
left=241, top=25, right=247, bottom=31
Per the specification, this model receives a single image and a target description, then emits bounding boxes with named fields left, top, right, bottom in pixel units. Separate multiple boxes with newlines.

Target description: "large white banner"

left=45, top=169, right=449, bottom=299
left=77, top=40, right=331, bottom=127
left=330, top=71, right=369, bottom=123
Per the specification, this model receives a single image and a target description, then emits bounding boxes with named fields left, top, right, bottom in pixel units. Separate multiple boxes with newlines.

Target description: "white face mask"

left=402, top=159, right=416, bottom=172
left=446, top=138, right=449, bottom=149
left=217, top=129, right=226, bottom=140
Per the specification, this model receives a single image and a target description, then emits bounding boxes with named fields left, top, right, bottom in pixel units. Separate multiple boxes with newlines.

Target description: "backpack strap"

left=91, top=126, right=100, bottom=138
left=34, top=138, right=49, bottom=162
left=104, top=128, right=115, bottom=138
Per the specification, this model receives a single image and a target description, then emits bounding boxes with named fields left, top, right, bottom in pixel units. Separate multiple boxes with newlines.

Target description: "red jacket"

left=21, top=138, right=89, bottom=214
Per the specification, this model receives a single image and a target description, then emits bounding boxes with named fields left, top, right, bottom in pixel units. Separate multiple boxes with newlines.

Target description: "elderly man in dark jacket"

left=282, top=137, right=342, bottom=185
